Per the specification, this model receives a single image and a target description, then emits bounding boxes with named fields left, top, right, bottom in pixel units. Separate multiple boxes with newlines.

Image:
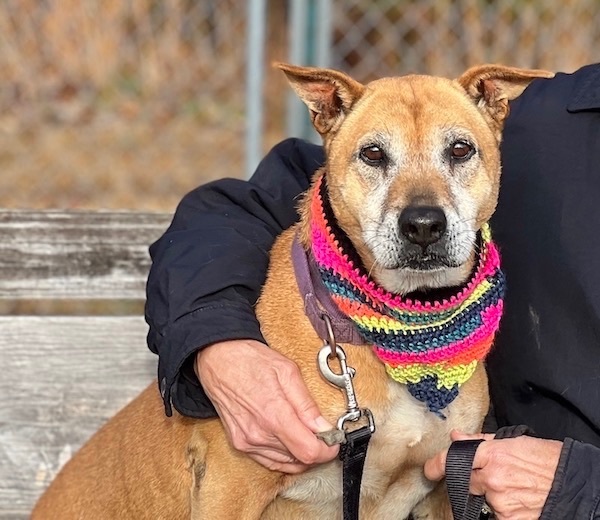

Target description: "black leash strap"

left=446, top=439, right=486, bottom=520
left=445, top=425, right=534, bottom=520
left=493, top=424, right=533, bottom=439
left=339, top=426, right=372, bottom=520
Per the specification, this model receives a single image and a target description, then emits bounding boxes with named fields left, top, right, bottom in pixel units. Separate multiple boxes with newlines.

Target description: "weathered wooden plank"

left=0, top=512, right=27, bottom=520
left=0, top=316, right=156, bottom=516
left=0, top=210, right=172, bottom=300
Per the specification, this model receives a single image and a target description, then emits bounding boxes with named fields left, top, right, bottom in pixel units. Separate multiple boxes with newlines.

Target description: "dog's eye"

left=450, top=141, right=475, bottom=161
left=360, top=145, right=386, bottom=165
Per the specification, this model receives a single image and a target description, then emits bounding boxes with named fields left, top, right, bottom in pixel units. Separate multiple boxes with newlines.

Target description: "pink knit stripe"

left=373, top=301, right=503, bottom=365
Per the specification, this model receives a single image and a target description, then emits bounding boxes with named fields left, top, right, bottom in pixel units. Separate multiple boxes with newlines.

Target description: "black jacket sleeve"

left=541, top=438, right=600, bottom=519
left=145, top=138, right=324, bottom=417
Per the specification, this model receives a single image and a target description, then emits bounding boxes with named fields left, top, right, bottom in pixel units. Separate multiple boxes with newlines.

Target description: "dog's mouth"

left=394, top=246, right=460, bottom=272
left=371, top=228, right=473, bottom=276
left=374, top=237, right=480, bottom=295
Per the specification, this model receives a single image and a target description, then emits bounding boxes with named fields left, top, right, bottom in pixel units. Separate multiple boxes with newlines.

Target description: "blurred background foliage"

left=0, top=0, right=597, bottom=211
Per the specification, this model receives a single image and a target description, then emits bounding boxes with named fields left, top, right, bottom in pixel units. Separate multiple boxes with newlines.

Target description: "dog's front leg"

left=367, top=467, right=449, bottom=520
left=187, top=421, right=283, bottom=520
left=410, top=481, right=453, bottom=520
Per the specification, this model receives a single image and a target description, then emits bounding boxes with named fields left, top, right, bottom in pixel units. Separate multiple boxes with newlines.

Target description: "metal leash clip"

left=317, top=315, right=376, bottom=440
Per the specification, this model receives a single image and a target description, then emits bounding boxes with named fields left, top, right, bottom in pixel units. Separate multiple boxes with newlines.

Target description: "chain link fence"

left=331, top=0, right=599, bottom=80
left=0, top=0, right=597, bottom=211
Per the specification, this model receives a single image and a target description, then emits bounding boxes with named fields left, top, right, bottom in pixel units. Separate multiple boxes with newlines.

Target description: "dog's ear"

left=276, top=62, right=365, bottom=136
left=457, top=65, right=554, bottom=136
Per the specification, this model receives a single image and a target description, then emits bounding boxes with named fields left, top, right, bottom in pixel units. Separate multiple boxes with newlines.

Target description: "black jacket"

left=146, top=64, right=600, bottom=518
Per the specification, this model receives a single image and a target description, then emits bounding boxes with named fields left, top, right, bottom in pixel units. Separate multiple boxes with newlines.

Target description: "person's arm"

left=424, top=431, right=600, bottom=519
left=145, top=137, right=324, bottom=418
left=540, top=437, right=600, bottom=519
left=145, top=138, right=339, bottom=473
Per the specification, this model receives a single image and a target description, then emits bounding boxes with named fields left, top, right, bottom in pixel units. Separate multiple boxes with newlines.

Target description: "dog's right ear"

left=276, top=62, right=365, bottom=137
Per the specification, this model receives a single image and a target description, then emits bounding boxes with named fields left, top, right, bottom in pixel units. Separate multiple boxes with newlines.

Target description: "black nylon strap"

left=494, top=424, right=534, bottom=439
left=445, top=439, right=485, bottom=520
left=445, top=425, right=534, bottom=520
left=339, top=426, right=372, bottom=520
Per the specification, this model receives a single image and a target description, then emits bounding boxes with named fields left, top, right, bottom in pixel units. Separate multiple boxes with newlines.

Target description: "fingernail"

left=314, top=415, right=334, bottom=432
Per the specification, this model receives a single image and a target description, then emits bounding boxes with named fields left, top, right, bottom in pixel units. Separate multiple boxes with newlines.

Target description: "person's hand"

left=424, top=430, right=562, bottom=520
left=195, top=339, right=339, bottom=474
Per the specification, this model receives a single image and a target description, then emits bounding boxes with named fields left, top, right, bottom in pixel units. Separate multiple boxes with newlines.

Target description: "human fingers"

left=211, top=390, right=294, bottom=457
left=197, top=340, right=337, bottom=466
left=195, top=339, right=290, bottom=445
left=203, top=340, right=339, bottom=464
left=248, top=452, right=310, bottom=474
left=424, top=448, right=448, bottom=482
left=223, top=381, right=339, bottom=467
left=270, top=400, right=339, bottom=465
left=427, top=435, right=562, bottom=519
left=423, top=432, right=490, bottom=481
left=202, top=388, right=289, bottom=463
left=251, top=364, right=340, bottom=465
left=217, top=394, right=332, bottom=472
left=466, top=437, right=562, bottom=497
left=280, top=361, right=334, bottom=434
left=276, top=361, right=340, bottom=463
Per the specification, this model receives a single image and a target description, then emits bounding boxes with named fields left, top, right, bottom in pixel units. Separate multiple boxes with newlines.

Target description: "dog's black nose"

left=399, top=206, right=447, bottom=248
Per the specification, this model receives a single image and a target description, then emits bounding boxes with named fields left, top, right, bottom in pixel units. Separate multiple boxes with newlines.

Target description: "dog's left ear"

left=276, top=62, right=366, bottom=138
left=457, top=65, right=554, bottom=136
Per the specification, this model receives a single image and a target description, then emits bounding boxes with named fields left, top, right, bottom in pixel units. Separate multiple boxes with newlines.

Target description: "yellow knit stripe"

left=353, top=280, right=492, bottom=333
left=480, top=222, right=491, bottom=242
left=386, top=360, right=478, bottom=389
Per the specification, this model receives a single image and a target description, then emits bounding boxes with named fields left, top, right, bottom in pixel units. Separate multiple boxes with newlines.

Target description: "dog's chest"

left=279, top=381, right=451, bottom=516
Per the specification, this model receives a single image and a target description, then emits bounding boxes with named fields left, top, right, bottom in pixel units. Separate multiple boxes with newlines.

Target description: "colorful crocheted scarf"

left=310, top=175, right=505, bottom=416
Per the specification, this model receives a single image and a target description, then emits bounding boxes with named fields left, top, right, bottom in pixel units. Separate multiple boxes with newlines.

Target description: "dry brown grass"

left=0, top=114, right=245, bottom=211
left=0, top=0, right=246, bottom=107
left=0, top=1, right=287, bottom=212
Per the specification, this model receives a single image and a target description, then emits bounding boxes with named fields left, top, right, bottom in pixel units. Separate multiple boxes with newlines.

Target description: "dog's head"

left=279, top=63, right=553, bottom=294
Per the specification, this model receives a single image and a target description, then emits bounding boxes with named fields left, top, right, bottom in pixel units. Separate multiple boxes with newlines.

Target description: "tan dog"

left=33, top=63, right=552, bottom=519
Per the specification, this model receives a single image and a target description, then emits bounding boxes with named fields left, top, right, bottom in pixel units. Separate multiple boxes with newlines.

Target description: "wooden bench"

left=0, top=209, right=172, bottom=519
